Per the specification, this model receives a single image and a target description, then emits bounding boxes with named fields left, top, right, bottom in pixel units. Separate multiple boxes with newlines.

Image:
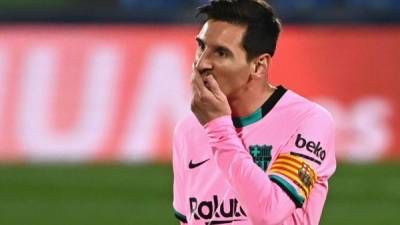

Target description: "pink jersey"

left=173, top=86, right=336, bottom=225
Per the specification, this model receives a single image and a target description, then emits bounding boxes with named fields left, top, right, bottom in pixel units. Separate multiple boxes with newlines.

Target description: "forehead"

left=197, top=20, right=246, bottom=49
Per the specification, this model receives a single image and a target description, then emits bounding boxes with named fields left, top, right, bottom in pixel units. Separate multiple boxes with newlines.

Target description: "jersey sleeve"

left=172, top=125, right=188, bottom=224
left=269, top=106, right=336, bottom=208
left=204, top=116, right=295, bottom=225
left=203, top=109, right=336, bottom=225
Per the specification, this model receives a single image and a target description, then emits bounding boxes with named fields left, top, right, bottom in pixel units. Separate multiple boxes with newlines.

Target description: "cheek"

left=215, top=64, right=250, bottom=93
left=225, top=64, right=250, bottom=83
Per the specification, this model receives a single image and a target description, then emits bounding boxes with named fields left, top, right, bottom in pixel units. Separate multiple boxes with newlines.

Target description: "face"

left=195, top=20, right=252, bottom=98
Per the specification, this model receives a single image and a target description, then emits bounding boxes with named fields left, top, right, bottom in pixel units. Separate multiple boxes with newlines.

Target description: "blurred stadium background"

left=0, top=0, right=399, bottom=224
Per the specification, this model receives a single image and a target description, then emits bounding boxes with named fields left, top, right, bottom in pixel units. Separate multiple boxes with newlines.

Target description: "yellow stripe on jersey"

left=273, top=158, right=317, bottom=184
left=269, top=153, right=317, bottom=199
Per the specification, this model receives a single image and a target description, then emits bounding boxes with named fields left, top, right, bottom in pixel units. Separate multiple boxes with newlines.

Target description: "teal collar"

left=232, top=85, right=287, bottom=128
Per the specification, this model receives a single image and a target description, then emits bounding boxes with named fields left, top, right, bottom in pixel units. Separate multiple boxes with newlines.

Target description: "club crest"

left=249, top=145, right=272, bottom=171
left=298, top=163, right=316, bottom=189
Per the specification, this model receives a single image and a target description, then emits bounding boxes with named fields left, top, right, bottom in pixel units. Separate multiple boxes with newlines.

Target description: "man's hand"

left=191, top=68, right=231, bottom=125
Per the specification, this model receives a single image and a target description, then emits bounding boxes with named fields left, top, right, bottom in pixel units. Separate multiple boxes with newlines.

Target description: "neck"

left=228, top=83, right=276, bottom=118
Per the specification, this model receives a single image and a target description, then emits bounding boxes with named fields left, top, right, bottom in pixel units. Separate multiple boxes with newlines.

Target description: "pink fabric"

left=173, top=89, right=336, bottom=225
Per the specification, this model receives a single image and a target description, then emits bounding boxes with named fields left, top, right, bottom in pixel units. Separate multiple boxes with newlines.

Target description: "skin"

left=191, top=20, right=276, bottom=125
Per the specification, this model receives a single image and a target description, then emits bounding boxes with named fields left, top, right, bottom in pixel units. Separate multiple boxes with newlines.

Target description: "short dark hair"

left=197, top=0, right=281, bottom=60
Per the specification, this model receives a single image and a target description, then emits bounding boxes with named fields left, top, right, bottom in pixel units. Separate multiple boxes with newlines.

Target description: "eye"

left=197, top=40, right=205, bottom=51
left=216, top=49, right=227, bottom=58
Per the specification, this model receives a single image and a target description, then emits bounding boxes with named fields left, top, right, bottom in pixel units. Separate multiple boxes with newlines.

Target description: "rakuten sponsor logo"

left=189, top=195, right=247, bottom=223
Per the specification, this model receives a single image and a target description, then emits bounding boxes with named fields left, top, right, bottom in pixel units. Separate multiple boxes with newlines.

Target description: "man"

left=173, top=0, right=336, bottom=224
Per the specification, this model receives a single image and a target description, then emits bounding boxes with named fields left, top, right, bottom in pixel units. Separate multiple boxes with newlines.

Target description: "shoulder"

left=174, top=113, right=202, bottom=136
left=282, top=89, right=336, bottom=162
left=275, top=89, right=336, bottom=177
left=282, top=89, right=334, bottom=129
left=173, top=113, right=210, bottom=159
left=173, top=113, right=206, bottom=145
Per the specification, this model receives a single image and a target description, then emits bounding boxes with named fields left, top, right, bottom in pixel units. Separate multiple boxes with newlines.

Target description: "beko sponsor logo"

left=295, top=133, right=326, bottom=161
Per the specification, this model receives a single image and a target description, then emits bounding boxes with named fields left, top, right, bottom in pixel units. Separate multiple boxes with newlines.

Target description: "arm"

left=204, top=109, right=336, bottom=225
left=204, top=116, right=296, bottom=225
left=173, top=125, right=188, bottom=224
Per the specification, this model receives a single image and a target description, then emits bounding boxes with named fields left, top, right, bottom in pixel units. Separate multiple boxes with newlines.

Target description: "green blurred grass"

left=321, top=162, right=400, bottom=225
left=0, top=162, right=399, bottom=225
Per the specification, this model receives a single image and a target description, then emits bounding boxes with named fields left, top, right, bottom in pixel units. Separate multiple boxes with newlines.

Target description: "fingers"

left=191, top=68, right=214, bottom=100
left=192, top=69, right=207, bottom=92
left=190, top=66, right=232, bottom=124
left=204, top=75, right=222, bottom=96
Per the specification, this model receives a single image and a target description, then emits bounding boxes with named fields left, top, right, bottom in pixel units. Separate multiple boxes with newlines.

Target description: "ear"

left=250, top=53, right=271, bottom=80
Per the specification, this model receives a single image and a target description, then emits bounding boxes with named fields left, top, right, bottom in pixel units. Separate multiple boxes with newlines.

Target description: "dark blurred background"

left=0, top=0, right=399, bottom=23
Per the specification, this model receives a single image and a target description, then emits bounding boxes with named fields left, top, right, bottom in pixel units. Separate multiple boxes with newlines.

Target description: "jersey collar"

left=232, top=85, right=287, bottom=128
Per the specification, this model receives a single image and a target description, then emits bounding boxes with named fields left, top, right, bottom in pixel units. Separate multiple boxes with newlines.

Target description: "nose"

left=195, top=50, right=213, bottom=75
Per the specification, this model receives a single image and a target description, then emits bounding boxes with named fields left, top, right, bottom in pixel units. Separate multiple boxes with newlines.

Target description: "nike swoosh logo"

left=189, top=158, right=210, bottom=169
left=206, top=219, right=246, bottom=225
